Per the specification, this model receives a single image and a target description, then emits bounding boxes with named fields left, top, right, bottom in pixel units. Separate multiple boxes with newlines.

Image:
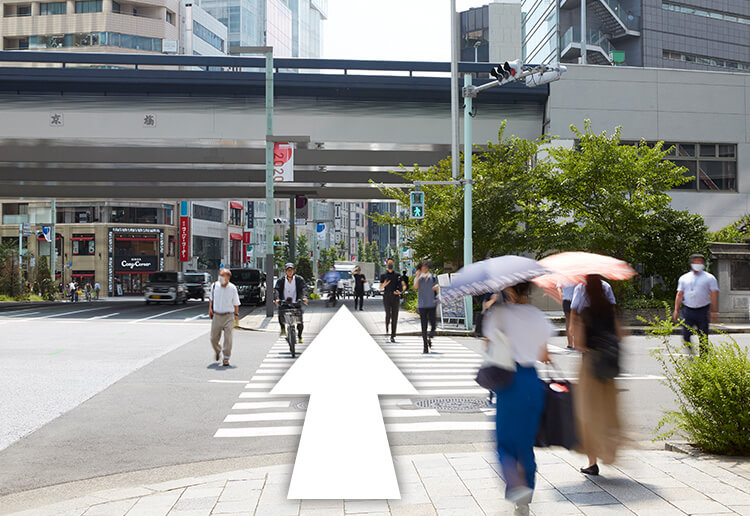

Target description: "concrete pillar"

left=66, top=0, right=75, bottom=14
left=103, top=0, right=112, bottom=12
left=31, top=2, right=40, bottom=16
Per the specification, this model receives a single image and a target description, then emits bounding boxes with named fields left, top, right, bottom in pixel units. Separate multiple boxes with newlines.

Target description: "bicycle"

left=279, top=299, right=303, bottom=358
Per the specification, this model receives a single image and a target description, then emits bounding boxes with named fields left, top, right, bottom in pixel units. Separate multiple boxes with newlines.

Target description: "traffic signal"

left=525, top=64, right=568, bottom=87
left=490, top=59, right=524, bottom=85
left=409, top=190, right=424, bottom=219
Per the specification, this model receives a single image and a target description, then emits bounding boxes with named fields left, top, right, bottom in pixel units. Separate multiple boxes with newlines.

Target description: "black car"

left=185, top=272, right=212, bottom=300
left=144, top=271, right=188, bottom=305
left=230, top=268, right=266, bottom=305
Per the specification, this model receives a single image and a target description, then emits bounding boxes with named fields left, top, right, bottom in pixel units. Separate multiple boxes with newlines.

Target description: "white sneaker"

left=514, top=502, right=530, bottom=516
left=507, top=486, right=533, bottom=505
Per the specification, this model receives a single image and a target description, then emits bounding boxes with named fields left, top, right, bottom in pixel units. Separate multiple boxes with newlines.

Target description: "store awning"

left=230, top=233, right=243, bottom=241
left=115, top=236, right=157, bottom=241
left=71, top=236, right=94, bottom=241
left=230, top=201, right=243, bottom=210
left=72, top=272, right=95, bottom=277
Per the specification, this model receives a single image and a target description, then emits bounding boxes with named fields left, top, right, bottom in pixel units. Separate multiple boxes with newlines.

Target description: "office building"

left=200, top=0, right=326, bottom=57
left=180, top=1, right=228, bottom=56
left=518, top=0, right=749, bottom=71
left=460, top=0, right=522, bottom=63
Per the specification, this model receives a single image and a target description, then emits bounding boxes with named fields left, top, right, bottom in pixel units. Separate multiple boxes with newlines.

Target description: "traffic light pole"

left=463, top=73, right=473, bottom=331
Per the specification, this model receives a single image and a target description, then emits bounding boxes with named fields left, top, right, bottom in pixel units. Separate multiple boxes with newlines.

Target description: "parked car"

left=370, top=280, right=382, bottom=296
left=230, top=268, right=266, bottom=305
left=144, top=271, right=188, bottom=305
left=185, top=272, right=212, bottom=301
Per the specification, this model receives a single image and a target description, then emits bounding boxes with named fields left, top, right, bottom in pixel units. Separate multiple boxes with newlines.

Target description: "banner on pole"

left=179, top=216, right=190, bottom=262
left=273, top=142, right=294, bottom=182
left=316, top=223, right=326, bottom=241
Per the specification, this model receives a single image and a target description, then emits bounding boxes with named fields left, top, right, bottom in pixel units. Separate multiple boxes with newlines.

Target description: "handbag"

left=535, top=365, right=578, bottom=449
left=588, top=331, right=620, bottom=381
left=475, top=324, right=516, bottom=391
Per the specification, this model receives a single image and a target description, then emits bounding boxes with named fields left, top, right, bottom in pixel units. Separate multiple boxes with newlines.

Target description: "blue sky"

left=322, top=0, right=494, bottom=61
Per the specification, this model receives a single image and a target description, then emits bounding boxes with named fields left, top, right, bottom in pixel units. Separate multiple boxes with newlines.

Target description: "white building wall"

left=181, top=1, right=228, bottom=56
left=488, top=0, right=522, bottom=64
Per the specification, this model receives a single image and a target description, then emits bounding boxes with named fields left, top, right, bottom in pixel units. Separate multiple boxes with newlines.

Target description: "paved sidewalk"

left=4, top=448, right=749, bottom=515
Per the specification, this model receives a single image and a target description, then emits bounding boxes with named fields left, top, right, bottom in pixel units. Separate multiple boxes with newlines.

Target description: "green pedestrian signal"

left=409, top=190, right=425, bottom=219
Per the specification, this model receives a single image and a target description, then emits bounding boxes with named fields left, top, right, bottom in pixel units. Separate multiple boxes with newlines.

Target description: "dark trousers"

left=383, top=294, right=400, bottom=338
left=419, top=307, right=436, bottom=352
left=682, top=305, right=710, bottom=355
left=279, top=307, right=304, bottom=339
left=353, top=291, right=364, bottom=310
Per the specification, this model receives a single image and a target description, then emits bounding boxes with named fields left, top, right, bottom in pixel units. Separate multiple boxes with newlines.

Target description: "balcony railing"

left=561, top=26, right=615, bottom=57
left=600, top=0, right=640, bottom=31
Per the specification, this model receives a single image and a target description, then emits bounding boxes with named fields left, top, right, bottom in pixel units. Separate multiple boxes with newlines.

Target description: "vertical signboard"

left=273, top=142, right=294, bottom=182
left=179, top=201, right=190, bottom=262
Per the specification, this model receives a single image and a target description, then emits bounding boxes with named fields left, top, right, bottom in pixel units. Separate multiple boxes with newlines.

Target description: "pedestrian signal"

left=409, top=191, right=424, bottom=219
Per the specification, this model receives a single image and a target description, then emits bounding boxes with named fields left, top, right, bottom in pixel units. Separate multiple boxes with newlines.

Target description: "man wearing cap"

left=209, top=268, right=240, bottom=367
left=673, top=253, right=719, bottom=355
left=275, top=263, right=308, bottom=342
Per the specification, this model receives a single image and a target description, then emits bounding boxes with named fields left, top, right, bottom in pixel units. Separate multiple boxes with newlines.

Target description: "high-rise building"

left=460, top=1, right=522, bottom=64
left=517, top=0, right=749, bottom=71
left=200, top=0, right=326, bottom=57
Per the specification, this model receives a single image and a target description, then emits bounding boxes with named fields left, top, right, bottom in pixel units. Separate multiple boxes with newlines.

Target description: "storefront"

left=108, top=227, right=164, bottom=296
left=230, top=232, right=243, bottom=267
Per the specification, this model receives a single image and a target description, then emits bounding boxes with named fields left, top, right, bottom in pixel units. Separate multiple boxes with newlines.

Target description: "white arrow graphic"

left=270, top=305, right=417, bottom=499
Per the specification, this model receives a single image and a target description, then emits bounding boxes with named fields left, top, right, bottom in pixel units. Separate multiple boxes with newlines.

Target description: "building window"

left=665, top=143, right=738, bottom=191
left=166, top=10, right=174, bottom=24
left=3, top=203, right=28, bottom=216
left=75, top=0, right=102, bottom=13
left=193, top=21, right=224, bottom=51
left=16, top=4, right=31, bottom=16
left=662, top=2, right=750, bottom=26
left=40, top=2, right=66, bottom=15
left=112, top=0, right=120, bottom=11
left=731, top=261, right=750, bottom=290
left=72, top=235, right=95, bottom=256
left=663, top=49, right=750, bottom=73
left=167, top=235, right=175, bottom=256
left=193, top=204, right=224, bottom=223
left=74, top=32, right=100, bottom=46
left=229, top=207, right=242, bottom=226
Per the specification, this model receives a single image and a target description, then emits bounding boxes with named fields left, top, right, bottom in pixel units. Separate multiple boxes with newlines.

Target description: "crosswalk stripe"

left=215, top=421, right=494, bottom=438
left=232, top=401, right=291, bottom=410
left=224, top=408, right=441, bottom=423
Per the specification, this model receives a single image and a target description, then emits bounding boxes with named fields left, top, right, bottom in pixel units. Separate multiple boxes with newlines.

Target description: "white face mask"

left=691, top=263, right=705, bottom=272
left=219, top=276, right=228, bottom=285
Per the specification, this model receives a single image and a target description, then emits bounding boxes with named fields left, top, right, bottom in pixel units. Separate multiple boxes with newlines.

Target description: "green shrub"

left=645, top=313, right=750, bottom=455
left=309, top=292, right=321, bottom=300
left=402, top=289, right=418, bottom=313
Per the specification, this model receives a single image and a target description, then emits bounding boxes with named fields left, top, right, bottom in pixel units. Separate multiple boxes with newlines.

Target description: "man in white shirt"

left=209, top=268, right=240, bottom=366
left=673, top=254, right=718, bottom=355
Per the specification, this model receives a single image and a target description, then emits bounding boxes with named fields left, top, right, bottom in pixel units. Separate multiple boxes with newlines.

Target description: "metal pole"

left=289, top=196, right=296, bottom=263
left=312, top=201, right=318, bottom=293
left=463, top=73, right=474, bottom=331
left=580, top=0, right=587, bottom=64
left=264, top=50, right=275, bottom=318
left=18, top=223, right=23, bottom=293
left=50, top=198, right=56, bottom=294
left=450, top=0, right=459, bottom=180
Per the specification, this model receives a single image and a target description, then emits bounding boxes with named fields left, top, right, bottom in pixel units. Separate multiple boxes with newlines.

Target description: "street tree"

left=35, top=255, right=56, bottom=301
left=373, top=122, right=557, bottom=267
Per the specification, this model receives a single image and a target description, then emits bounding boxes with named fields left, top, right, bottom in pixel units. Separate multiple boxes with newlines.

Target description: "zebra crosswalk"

left=214, top=335, right=496, bottom=439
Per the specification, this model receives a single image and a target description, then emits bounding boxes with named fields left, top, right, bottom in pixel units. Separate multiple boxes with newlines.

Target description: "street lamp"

left=460, top=61, right=567, bottom=330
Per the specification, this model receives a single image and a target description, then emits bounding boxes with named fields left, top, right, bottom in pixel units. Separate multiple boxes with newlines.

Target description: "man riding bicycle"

left=274, top=263, right=308, bottom=342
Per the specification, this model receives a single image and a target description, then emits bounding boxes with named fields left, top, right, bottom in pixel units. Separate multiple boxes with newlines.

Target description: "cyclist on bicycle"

left=323, top=265, right=341, bottom=302
left=274, top=263, right=308, bottom=342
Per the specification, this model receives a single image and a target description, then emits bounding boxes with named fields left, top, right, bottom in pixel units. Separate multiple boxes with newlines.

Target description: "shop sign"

left=245, top=201, right=254, bottom=229
left=273, top=142, right=294, bottom=182
left=115, top=255, right=158, bottom=272
left=179, top=216, right=190, bottom=262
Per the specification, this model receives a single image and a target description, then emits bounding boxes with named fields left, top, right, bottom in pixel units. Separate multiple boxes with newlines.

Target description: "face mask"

left=691, top=263, right=705, bottom=272
left=220, top=276, right=228, bottom=285
left=387, top=264, right=394, bottom=270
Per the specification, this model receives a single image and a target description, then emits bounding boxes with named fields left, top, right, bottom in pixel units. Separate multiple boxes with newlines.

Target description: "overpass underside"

left=0, top=53, right=548, bottom=200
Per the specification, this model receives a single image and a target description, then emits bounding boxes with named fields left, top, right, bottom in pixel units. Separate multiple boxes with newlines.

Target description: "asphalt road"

left=0, top=297, right=712, bottom=496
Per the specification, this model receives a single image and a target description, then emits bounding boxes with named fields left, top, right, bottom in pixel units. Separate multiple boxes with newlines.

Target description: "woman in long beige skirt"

left=571, top=274, right=622, bottom=476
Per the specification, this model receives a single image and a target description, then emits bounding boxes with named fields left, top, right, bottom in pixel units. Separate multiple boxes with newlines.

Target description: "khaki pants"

left=210, top=313, right=234, bottom=359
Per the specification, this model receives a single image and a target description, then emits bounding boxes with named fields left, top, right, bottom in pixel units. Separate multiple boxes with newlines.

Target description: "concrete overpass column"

left=103, top=0, right=112, bottom=12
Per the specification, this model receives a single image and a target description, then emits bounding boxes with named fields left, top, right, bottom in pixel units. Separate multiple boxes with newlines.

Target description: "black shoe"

left=428, top=338, right=433, bottom=349
left=580, top=464, right=599, bottom=476
left=390, top=336, right=396, bottom=343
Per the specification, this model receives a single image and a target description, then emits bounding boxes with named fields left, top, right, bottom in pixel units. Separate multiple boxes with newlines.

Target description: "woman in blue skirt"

left=483, top=282, right=552, bottom=516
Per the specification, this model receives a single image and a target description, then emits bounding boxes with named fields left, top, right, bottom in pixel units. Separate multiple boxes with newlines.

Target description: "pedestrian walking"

left=68, top=280, right=78, bottom=302
left=208, top=268, right=240, bottom=367
left=673, top=253, right=718, bottom=355
left=558, top=282, right=578, bottom=349
left=414, top=260, right=438, bottom=354
left=380, top=258, right=406, bottom=343
left=94, top=281, right=101, bottom=300
left=571, top=274, right=622, bottom=476
left=84, top=282, right=92, bottom=302
left=275, top=263, right=308, bottom=342
left=352, top=266, right=366, bottom=311
left=482, top=282, right=552, bottom=516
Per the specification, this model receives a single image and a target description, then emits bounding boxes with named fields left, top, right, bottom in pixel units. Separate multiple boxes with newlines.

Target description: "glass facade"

left=193, top=20, right=224, bottom=51
left=29, top=32, right=162, bottom=51
left=201, top=0, right=263, bottom=50
left=521, top=0, right=557, bottom=64
left=74, top=0, right=102, bottom=13
left=39, top=2, right=66, bottom=15
left=460, top=6, right=489, bottom=62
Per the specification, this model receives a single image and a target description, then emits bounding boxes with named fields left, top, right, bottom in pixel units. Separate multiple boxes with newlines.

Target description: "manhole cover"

left=414, top=397, right=491, bottom=412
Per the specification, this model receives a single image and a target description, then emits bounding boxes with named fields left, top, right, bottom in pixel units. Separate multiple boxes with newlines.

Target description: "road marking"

left=224, top=408, right=441, bottom=423
left=35, top=307, right=105, bottom=319
left=4, top=310, right=40, bottom=318
left=130, top=305, right=195, bottom=323
left=416, top=388, right=488, bottom=395
left=412, top=380, right=479, bottom=388
left=87, top=312, right=120, bottom=320
left=209, top=379, right=250, bottom=384
left=215, top=421, right=494, bottom=438
left=233, top=401, right=291, bottom=410
left=186, top=313, right=209, bottom=321
left=243, top=383, right=277, bottom=389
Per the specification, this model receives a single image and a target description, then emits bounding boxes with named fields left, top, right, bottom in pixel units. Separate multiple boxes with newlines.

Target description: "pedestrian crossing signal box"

left=410, top=191, right=425, bottom=219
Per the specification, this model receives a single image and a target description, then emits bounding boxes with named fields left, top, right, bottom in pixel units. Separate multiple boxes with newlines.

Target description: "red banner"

left=179, top=216, right=190, bottom=262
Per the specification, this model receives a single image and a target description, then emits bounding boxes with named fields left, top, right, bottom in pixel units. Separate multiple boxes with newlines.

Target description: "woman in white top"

left=482, top=282, right=552, bottom=516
